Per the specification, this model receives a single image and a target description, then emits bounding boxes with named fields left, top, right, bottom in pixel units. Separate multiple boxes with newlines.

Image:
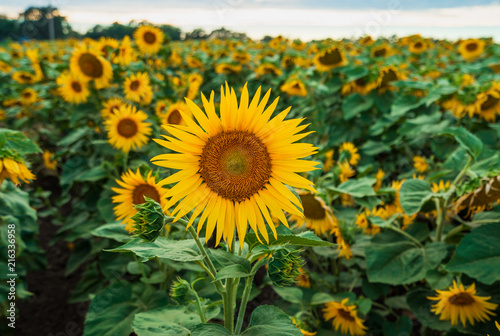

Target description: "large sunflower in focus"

left=458, top=39, right=486, bottom=61
left=152, top=84, right=318, bottom=247
left=104, top=105, right=152, bottom=153
left=428, top=281, right=498, bottom=327
left=70, top=44, right=112, bottom=89
left=112, top=169, right=168, bottom=232
left=134, top=26, right=164, bottom=55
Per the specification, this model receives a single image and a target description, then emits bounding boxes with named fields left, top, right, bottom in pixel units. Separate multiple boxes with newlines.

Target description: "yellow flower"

left=374, top=168, right=385, bottom=191
left=123, top=72, right=151, bottom=103
left=428, top=281, right=498, bottom=327
left=151, top=84, right=318, bottom=248
left=112, top=169, right=168, bottom=232
left=313, top=46, right=347, bottom=72
left=95, top=37, right=119, bottom=58
left=0, top=157, right=36, bottom=185
left=376, top=66, right=405, bottom=92
left=12, top=71, right=36, bottom=84
left=458, top=39, right=486, bottom=60
left=355, top=212, right=381, bottom=236
left=19, top=88, right=38, bottom=106
left=475, top=84, right=500, bottom=122
left=413, top=156, right=429, bottom=173
left=70, top=44, right=113, bottom=89
left=339, top=142, right=360, bottom=166
left=43, top=151, right=57, bottom=171
left=431, top=180, right=452, bottom=193
left=338, top=161, right=355, bottom=183
left=215, top=63, right=243, bottom=75
left=159, top=102, right=191, bottom=127
left=296, top=267, right=311, bottom=288
left=255, top=63, right=282, bottom=77
left=371, top=44, right=392, bottom=58
left=281, top=79, right=307, bottom=97
left=232, top=51, right=251, bottom=64
left=113, top=36, right=136, bottom=65
left=101, top=98, right=125, bottom=118
left=323, top=299, right=367, bottom=335
left=323, top=149, right=334, bottom=172
left=290, top=192, right=337, bottom=236
left=56, top=72, right=90, bottom=104
left=187, top=56, right=204, bottom=70
left=342, top=77, right=377, bottom=96
left=134, top=25, right=164, bottom=55
left=104, top=104, right=152, bottom=153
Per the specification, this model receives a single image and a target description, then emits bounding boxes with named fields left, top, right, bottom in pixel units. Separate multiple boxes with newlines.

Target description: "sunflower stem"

left=191, top=282, right=207, bottom=323
left=122, top=151, right=129, bottom=171
left=235, top=276, right=253, bottom=334
left=434, top=197, right=445, bottom=242
left=387, top=226, right=424, bottom=248
left=224, top=278, right=235, bottom=333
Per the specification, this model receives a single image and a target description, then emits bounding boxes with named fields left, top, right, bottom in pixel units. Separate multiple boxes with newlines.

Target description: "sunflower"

left=112, top=169, right=168, bottom=232
left=101, top=98, right=125, bottom=118
left=0, top=157, right=36, bottom=185
left=313, top=46, right=347, bottom=72
left=355, top=211, right=381, bottom=236
left=338, top=142, right=360, bottom=166
left=134, top=25, right=164, bottom=55
left=104, top=104, right=152, bottom=153
left=359, top=36, right=374, bottom=46
left=296, top=267, right=311, bottom=288
left=323, top=299, right=367, bottom=336
left=409, top=39, right=427, bottom=54
left=371, top=44, right=391, bottom=58
left=113, top=36, right=136, bottom=65
left=428, top=281, right=498, bottom=327
left=155, top=99, right=171, bottom=118
left=187, top=73, right=203, bottom=100
left=290, top=192, right=337, bottom=236
left=123, top=72, right=151, bottom=103
left=413, top=156, right=429, bottom=173
left=458, top=39, right=486, bottom=61
left=19, top=88, right=37, bottom=106
left=152, top=84, right=318, bottom=247
left=281, top=79, right=307, bottom=97
left=475, top=84, right=500, bottom=122
left=374, top=168, right=385, bottom=191
left=96, top=37, right=119, bottom=58
left=43, top=151, right=57, bottom=171
left=341, top=77, right=377, bottom=96
left=12, top=71, right=36, bottom=84
left=159, top=101, right=191, bottom=127
left=441, top=95, right=478, bottom=119
left=215, top=63, right=243, bottom=75
left=187, top=56, right=204, bottom=70
left=323, top=149, right=334, bottom=172
left=70, top=44, right=112, bottom=89
left=376, top=66, right=405, bottom=92
left=255, top=63, right=283, bottom=77
left=338, top=161, right=355, bottom=183
left=0, top=60, right=12, bottom=73
left=56, top=72, right=90, bottom=104
left=232, top=51, right=251, bottom=64
left=431, top=180, right=452, bottom=193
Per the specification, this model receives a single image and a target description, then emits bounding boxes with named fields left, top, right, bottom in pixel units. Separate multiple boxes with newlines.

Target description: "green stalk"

left=387, top=226, right=424, bottom=248
left=235, top=276, right=253, bottom=334
left=434, top=198, right=445, bottom=241
left=224, top=278, right=235, bottom=333
left=191, top=284, right=207, bottom=323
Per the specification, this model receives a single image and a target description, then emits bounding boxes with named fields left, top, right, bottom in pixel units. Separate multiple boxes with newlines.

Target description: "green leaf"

left=366, top=242, right=448, bottom=285
left=390, top=95, right=423, bottom=117
left=382, top=316, right=412, bottom=336
left=210, top=248, right=251, bottom=270
left=328, top=177, right=377, bottom=198
left=360, top=140, right=391, bottom=156
left=399, top=179, right=433, bottom=215
left=273, top=286, right=303, bottom=304
left=245, top=230, right=335, bottom=248
left=425, top=269, right=453, bottom=290
left=368, top=214, right=399, bottom=228
left=441, top=127, right=483, bottom=159
left=191, top=324, right=231, bottom=336
left=107, top=237, right=204, bottom=262
left=214, top=264, right=252, bottom=281
left=242, top=305, right=302, bottom=336
left=445, top=223, right=500, bottom=285
left=0, top=128, right=42, bottom=155
left=76, top=164, right=109, bottom=182
left=84, top=281, right=141, bottom=336
left=57, top=127, right=90, bottom=146
left=310, top=292, right=356, bottom=306
left=90, top=222, right=131, bottom=243
left=342, top=93, right=374, bottom=120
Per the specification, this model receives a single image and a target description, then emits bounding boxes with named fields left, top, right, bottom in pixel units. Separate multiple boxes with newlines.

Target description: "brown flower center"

left=130, top=80, right=140, bottom=91
left=318, top=49, right=342, bottom=66
left=22, top=91, right=32, bottom=98
left=338, top=309, right=355, bottom=322
left=117, top=118, right=138, bottom=138
left=110, top=105, right=120, bottom=114
left=71, top=81, right=82, bottom=93
left=380, top=69, right=398, bottom=86
left=78, top=53, right=103, bottom=78
left=414, top=42, right=423, bottom=49
left=466, top=42, right=478, bottom=52
left=143, top=31, right=157, bottom=44
left=133, top=184, right=160, bottom=204
left=199, top=131, right=272, bottom=202
left=300, top=194, right=326, bottom=220
left=167, top=109, right=182, bottom=124
left=449, top=292, right=475, bottom=306
left=373, top=47, right=387, bottom=57
left=481, top=95, right=499, bottom=110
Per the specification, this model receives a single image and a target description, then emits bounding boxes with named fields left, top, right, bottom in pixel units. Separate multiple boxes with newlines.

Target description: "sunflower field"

left=1, top=26, right=500, bottom=336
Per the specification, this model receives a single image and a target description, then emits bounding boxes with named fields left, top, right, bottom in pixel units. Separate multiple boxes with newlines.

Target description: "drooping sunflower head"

left=359, top=35, right=374, bottom=46
left=313, top=46, right=347, bottom=72
left=428, top=281, right=498, bottom=327
left=377, top=66, right=404, bottom=91
left=70, top=44, right=113, bottom=89
left=123, top=72, right=151, bottom=103
left=475, top=85, right=500, bottom=122
left=371, top=44, right=391, bottom=58
left=112, top=169, right=168, bottom=232
left=290, top=192, right=337, bottom=236
left=134, top=25, right=164, bottom=55
left=458, top=39, right=486, bottom=61
left=104, top=104, right=152, bottom=153
left=152, top=83, right=319, bottom=248
left=0, top=157, right=36, bottom=186
left=101, top=98, right=125, bottom=118
left=43, top=151, right=57, bottom=171
left=56, top=71, right=90, bottom=105
left=281, top=79, right=307, bottom=97
left=323, top=299, right=367, bottom=336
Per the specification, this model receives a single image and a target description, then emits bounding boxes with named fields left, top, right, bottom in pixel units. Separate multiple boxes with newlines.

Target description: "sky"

left=1, top=0, right=500, bottom=41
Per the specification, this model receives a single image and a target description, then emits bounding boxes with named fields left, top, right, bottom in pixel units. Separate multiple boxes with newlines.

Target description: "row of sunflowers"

left=1, top=24, right=500, bottom=336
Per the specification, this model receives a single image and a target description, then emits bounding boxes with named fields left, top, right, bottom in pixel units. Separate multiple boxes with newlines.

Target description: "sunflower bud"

left=169, top=277, right=191, bottom=304
left=268, top=247, right=304, bottom=287
left=131, top=196, right=166, bottom=242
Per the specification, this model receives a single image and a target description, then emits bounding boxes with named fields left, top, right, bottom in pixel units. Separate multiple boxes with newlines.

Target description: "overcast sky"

left=1, top=0, right=500, bottom=40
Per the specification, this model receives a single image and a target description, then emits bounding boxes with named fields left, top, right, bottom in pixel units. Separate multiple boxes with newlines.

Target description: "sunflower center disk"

left=78, top=53, right=103, bottom=78
left=481, top=95, right=499, bottom=110
left=448, top=293, right=475, bottom=306
left=466, top=43, right=478, bottom=51
left=133, top=184, right=160, bottom=204
left=300, top=194, right=326, bottom=220
left=130, top=80, right=140, bottom=91
left=167, top=110, right=182, bottom=124
left=143, top=32, right=157, bottom=44
left=338, top=309, right=356, bottom=322
left=200, top=131, right=272, bottom=202
left=319, top=50, right=341, bottom=65
left=71, top=81, right=82, bottom=93
left=117, top=118, right=138, bottom=138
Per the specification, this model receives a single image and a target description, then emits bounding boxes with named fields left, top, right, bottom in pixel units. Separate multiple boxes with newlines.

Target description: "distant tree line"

left=0, top=6, right=248, bottom=41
